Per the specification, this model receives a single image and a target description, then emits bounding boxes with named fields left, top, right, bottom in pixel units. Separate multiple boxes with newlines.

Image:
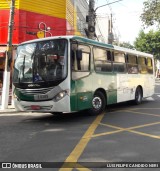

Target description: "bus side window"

left=71, top=50, right=75, bottom=70
left=147, top=58, right=153, bottom=74
left=76, top=49, right=82, bottom=70
left=127, top=54, right=138, bottom=74
left=138, top=57, right=147, bottom=74
left=107, top=50, right=112, bottom=61
left=71, top=49, right=82, bottom=71
left=113, top=51, right=126, bottom=73
left=71, top=45, right=90, bottom=72
left=93, top=47, right=112, bottom=72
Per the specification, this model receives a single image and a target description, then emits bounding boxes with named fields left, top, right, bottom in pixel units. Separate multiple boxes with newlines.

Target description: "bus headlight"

left=53, top=90, right=69, bottom=102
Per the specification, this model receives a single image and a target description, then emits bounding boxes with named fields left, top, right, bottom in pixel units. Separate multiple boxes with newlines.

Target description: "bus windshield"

left=13, top=39, right=68, bottom=84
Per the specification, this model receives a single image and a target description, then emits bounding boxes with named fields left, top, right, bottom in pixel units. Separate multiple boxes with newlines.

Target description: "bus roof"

left=19, top=35, right=153, bottom=58
left=113, top=45, right=153, bottom=58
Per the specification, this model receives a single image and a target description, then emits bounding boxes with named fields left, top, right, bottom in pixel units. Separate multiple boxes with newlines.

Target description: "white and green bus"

left=13, top=36, right=155, bottom=115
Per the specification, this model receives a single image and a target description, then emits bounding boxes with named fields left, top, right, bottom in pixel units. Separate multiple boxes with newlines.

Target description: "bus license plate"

left=31, top=105, right=41, bottom=110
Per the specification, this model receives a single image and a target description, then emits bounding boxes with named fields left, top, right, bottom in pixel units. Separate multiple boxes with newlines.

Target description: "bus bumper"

left=13, top=95, right=70, bottom=113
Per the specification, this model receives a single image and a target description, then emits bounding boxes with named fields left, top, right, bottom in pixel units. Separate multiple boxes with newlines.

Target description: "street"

left=0, top=82, right=160, bottom=171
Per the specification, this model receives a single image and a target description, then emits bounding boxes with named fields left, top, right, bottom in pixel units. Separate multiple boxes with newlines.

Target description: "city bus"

left=12, top=36, right=155, bottom=115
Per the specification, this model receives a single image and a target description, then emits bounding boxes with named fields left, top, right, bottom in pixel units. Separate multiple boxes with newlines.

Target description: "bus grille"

left=16, top=87, right=54, bottom=95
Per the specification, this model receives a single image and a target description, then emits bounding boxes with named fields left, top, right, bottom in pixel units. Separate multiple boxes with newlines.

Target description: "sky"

left=95, top=0, right=145, bottom=44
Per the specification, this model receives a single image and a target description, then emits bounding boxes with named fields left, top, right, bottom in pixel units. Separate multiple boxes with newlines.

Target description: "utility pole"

left=87, top=0, right=123, bottom=41
left=88, top=0, right=96, bottom=39
left=108, top=13, right=114, bottom=44
left=1, top=0, right=15, bottom=110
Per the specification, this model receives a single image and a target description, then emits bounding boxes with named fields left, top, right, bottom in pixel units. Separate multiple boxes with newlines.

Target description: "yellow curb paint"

left=59, top=113, right=105, bottom=171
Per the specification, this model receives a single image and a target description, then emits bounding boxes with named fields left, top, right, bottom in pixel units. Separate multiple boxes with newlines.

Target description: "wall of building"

left=0, top=0, right=88, bottom=45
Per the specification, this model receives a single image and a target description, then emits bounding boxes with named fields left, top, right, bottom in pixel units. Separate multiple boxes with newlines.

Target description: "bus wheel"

left=88, top=91, right=106, bottom=115
left=134, top=87, right=143, bottom=105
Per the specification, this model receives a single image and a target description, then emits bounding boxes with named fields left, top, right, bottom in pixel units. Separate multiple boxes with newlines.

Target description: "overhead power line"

left=95, top=0, right=123, bottom=11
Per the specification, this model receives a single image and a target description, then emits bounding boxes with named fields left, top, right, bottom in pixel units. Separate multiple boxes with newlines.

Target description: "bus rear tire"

left=88, top=91, right=106, bottom=115
left=134, top=87, right=143, bottom=105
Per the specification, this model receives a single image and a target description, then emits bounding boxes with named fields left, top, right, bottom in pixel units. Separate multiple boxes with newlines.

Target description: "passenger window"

left=147, top=58, right=153, bottom=74
left=138, top=57, right=147, bottom=74
left=127, top=54, right=138, bottom=74
left=71, top=44, right=90, bottom=72
left=113, top=51, right=126, bottom=73
left=93, top=47, right=112, bottom=72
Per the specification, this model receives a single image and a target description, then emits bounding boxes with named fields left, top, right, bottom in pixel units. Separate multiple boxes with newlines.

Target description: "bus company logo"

left=2, top=163, right=11, bottom=168
left=28, top=84, right=40, bottom=87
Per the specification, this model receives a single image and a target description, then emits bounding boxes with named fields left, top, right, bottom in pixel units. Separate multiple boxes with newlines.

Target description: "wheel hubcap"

left=92, top=97, right=102, bottom=110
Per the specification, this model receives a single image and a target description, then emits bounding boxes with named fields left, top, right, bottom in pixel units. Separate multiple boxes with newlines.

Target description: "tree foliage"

left=113, top=42, right=135, bottom=49
left=134, top=29, right=160, bottom=59
left=141, top=0, right=160, bottom=27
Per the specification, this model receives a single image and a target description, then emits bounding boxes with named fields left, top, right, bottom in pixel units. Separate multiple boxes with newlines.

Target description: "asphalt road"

left=0, top=82, right=160, bottom=171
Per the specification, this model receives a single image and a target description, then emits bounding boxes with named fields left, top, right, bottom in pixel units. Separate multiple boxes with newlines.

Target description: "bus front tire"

left=134, top=87, right=143, bottom=105
left=88, top=91, right=106, bottom=115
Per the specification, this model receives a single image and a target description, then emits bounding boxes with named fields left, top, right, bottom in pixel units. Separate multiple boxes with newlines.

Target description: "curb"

left=0, top=109, right=19, bottom=114
left=0, top=105, right=21, bottom=114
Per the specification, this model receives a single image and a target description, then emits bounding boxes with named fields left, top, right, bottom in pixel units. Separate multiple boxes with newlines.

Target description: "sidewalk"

left=155, top=78, right=160, bottom=81
left=0, top=105, right=18, bottom=114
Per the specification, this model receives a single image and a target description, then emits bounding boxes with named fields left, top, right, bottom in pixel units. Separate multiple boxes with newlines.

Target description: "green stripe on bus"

left=73, top=36, right=114, bottom=49
left=15, top=88, right=34, bottom=101
left=107, top=90, right=117, bottom=105
left=70, top=80, right=93, bottom=111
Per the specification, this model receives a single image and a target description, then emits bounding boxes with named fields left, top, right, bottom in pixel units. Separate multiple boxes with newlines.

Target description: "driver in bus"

left=47, top=54, right=63, bottom=78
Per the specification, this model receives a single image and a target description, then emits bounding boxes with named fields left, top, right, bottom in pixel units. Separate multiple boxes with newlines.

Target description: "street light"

left=95, top=0, right=123, bottom=12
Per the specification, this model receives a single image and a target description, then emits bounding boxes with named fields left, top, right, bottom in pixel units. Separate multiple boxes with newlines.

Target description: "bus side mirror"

left=76, top=50, right=82, bottom=61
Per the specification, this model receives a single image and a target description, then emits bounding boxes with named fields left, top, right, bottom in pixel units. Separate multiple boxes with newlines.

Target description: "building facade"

left=0, top=0, right=88, bottom=44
